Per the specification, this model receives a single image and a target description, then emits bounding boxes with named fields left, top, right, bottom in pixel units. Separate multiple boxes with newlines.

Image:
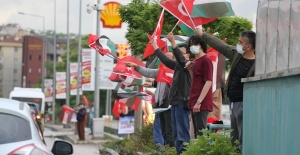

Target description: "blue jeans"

left=153, top=113, right=164, bottom=145
left=89, top=117, right=93, bottom=134
left=171, top=105, right=190, bottom=154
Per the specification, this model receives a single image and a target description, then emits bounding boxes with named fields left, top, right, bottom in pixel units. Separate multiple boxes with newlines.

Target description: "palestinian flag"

left=95, top=35, right=117, bottom=56
left=112, top=84, right=146, bottom=99
left=178, top=21, right=195, bottom=37
left=190, top=0, right=235, bottom=18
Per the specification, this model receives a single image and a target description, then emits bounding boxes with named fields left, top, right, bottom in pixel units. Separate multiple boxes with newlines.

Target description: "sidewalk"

left=44, top=123, right=110, bottom=145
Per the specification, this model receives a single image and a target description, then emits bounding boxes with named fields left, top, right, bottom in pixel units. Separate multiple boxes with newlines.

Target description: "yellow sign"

left=29, top=44, right=42, bottom=50
left=101, top=2, right=122, bottom=28
left=116, top=43, right=130, bottom=58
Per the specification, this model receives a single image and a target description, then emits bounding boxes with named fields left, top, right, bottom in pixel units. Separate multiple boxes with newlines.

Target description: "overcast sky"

left=1, top=0, right=258, bottom=43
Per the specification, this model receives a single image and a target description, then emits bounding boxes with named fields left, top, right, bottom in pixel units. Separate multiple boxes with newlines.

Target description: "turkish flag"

left=156, top=63, right=174, bottom=85
left=142, top=9, right=165, bottom=59
left=159, top=0, right=216, bottom=28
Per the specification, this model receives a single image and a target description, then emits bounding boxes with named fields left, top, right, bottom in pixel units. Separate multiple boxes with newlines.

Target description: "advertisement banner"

left=99, top=65, right=117, bottom=90
left=56, top=72, right=66, bottom=99
left=70, top=63, right=82, bottom=95
left=81, top=49, right=95, bottom=91
left=44, top=79, right=53, bottom=102
left=118, top=116, right=134, bottom=134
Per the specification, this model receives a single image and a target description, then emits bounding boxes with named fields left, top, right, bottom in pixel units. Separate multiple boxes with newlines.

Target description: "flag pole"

left=170, top=20, right=180, bottom=33
left=180, top=0, right=196, bottom=29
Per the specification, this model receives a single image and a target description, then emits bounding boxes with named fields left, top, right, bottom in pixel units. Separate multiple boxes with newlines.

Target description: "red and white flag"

left=156, top=63, right=174, bottom=85
left=143, top=9, right=166, bottom=59
left=159, top=0, right=216, bottom=29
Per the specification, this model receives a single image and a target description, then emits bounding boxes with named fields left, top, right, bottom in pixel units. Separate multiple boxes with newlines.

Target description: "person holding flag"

left=193, top=27, right=256, bottom=152
left=150, top=33, right=192, bottom=154
left=125, top=52, right=175, bottom=149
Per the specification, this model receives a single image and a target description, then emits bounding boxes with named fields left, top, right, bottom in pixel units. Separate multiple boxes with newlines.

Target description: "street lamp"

left=18, top=12, right=46, bottom=91
left=50, top=0, right=57, bottom=125
left=76, top=0, right=82, bottom=106
left=87, top=2, right=104, bottom=118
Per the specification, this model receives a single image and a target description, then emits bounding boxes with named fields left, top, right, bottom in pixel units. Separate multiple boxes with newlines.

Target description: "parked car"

left=0, top=98, right=73, bottom=155
left=26, top=102, right=43, bottom=133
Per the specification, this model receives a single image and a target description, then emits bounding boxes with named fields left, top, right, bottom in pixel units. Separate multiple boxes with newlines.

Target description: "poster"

left=56, top=72, right=66, bottom=99
left=70, top=63, right=82, bottom=95
left=118, top=116, right=134, bottom=134
left=44, top=79, right=53, bottom=102
left=81, top=48, right=95, bottom=91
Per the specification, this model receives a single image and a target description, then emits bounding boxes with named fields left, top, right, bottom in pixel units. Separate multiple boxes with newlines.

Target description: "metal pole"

left=52, top=0, right=57, bottom=125
left=42, top=17, right=45, bottom=91
left=66, top=0, right=70, bottom=107
left=94, top=0, right=101, bottom=118
left=76, top=0, right=82, bottom=106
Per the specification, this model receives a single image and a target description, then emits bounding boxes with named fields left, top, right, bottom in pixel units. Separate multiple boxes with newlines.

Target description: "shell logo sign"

left=101, top=2, right=122, bottom=28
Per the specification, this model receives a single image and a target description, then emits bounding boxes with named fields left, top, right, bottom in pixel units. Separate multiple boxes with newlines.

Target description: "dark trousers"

left=159, top=109, right=174, bottom=147
left=230, top=102, right=243, bottom=152
left=191, top=110, right=209, bottom=137
left=77, top=121, right=85, bottom=140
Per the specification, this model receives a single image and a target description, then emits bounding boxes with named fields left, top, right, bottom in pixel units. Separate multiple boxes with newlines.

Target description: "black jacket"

left=154, top=47, right=192, bottom=105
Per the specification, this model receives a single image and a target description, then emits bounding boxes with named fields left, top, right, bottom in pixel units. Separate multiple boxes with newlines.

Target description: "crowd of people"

left=75, top=27, right=256, bottom=154
left=125, top=27, right=256, bottom=154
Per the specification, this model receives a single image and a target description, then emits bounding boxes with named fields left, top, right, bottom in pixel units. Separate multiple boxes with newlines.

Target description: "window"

left=29, top=55, right=32, bottom=60
left=0, top=114, right=31, bottom=144
left=38, top=68, right=41, bottom=73
left=39, top=55, right=41, bottom=61
left=14, top=47, right=18, bottom=52
left=29, top=68, right=32, bottom=73
left=14, top=69, right=17, bottom=73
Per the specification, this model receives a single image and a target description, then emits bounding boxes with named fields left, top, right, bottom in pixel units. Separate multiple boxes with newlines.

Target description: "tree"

left=203, top=16, right=253, bottom=46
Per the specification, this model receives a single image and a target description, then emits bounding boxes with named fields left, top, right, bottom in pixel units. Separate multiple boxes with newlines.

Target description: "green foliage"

left=103, top=123, right=176, bottom=155
left=118, top=0, right=179, bottom=57
left=182, top=129, right=241, bottom=155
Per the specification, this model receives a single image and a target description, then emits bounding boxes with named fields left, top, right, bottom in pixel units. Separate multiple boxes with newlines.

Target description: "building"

left=0, top=36, right=23, bottom=97
left=22, top=36, right=44, bottom=88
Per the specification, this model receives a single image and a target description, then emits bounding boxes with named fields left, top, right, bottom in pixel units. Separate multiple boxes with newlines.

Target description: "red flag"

left=108, top=73, right=127, bottom=82
left=112, top=100, right=120, bottom=118
left=156, top=63, right=174, bottom=85
left=88, top=34, right=98, bottom=48
left=159, top=0, right=216, bottom=28
left=112, top=56, right=145, bottom=78
left=82, top=94, right=90, bottom=106
left=143, top=9, right=165, bottom=59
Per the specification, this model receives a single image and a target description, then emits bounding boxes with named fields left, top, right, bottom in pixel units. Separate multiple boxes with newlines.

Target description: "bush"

left=182, top=129, right=241, bottom=155
left=103, top=123, right=177, bottom=155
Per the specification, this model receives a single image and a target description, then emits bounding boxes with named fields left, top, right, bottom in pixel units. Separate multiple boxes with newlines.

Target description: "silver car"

left=0, top=98, right=73, bottom=155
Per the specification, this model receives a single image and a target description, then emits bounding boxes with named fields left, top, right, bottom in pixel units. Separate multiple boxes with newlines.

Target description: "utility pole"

left=66, top=0, right=70, bottom=107
left=76, top=0, right=82, bottom=106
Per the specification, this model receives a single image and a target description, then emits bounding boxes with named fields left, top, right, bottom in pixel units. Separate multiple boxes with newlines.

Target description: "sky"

left=0, top=0, right=258, bottom=43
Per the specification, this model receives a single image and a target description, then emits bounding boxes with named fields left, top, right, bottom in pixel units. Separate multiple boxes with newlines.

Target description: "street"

left=44, top=128, right=100, bottom=155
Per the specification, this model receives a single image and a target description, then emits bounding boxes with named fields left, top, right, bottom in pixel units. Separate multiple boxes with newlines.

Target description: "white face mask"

left=190, top=45, right=201, bottom=54
left=236, top=44, right=245, bottom=54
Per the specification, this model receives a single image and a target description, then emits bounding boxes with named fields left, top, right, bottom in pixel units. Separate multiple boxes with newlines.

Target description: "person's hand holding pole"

left=167, top=32, right=177, bottom=49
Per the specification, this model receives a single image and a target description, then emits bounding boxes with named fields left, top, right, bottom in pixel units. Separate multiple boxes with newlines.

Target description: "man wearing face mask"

left=194, top=28, right=255, bottom=152
left=185, top=35, right=213, bottom=137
